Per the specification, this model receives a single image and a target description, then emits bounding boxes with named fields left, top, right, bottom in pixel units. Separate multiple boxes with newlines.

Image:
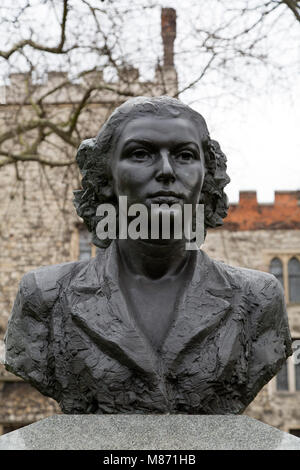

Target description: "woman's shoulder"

left=201, top=250, right=292, bottom=359
left=4, top=258, right=93, bottom=394
left=18, top=259, right=89, bottom=306
left=202, top=250, right=282, bottom=296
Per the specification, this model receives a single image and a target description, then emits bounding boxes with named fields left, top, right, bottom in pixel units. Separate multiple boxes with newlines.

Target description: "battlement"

left=223, top=190, right=300, bottom=230
left=0, top=64, right=178, bottom=106
left=0, top=8, right=178, bottom=106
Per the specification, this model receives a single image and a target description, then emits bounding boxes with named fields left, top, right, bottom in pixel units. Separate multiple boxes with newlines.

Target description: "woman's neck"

left=117, top=238, right=191, bottom=280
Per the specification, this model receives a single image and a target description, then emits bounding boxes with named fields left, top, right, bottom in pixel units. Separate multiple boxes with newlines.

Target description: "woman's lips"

left=149, top=191, right=183, bottom=198
left=147, top=195, right=183, bottom=205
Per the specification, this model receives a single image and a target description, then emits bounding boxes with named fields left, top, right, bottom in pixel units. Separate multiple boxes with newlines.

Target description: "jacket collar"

left=68, top=241, right=233, bottom=377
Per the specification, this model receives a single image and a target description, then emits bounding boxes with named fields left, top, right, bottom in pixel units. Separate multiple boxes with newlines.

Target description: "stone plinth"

left=0, top=415, right=300, bottom=450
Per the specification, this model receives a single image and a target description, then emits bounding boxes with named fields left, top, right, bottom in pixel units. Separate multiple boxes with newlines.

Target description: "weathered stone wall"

left=0, top=381, right=61, bottom=432
left=203, top=227, right=300, bottom=275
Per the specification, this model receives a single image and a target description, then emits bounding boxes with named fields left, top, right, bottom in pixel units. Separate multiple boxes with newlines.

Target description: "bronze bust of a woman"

left=5, top=96, right=292, bottom=414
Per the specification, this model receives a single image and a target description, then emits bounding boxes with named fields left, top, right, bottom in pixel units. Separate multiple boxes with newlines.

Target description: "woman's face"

left=109, top=114, right=206, bottom=210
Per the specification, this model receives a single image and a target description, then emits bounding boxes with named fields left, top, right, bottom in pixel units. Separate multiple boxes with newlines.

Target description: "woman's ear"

left=93, top=169, right=115, bottom=201
left=101, top=182, right=115, bottom=200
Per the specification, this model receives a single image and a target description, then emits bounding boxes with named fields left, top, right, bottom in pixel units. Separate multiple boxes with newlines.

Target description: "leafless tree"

left=0, top=0, right=299, bottom=173
left=0, top=1, right=156, bottom=173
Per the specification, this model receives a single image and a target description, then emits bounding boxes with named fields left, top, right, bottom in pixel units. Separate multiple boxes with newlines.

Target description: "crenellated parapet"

left=223, top=191, right=300, bottom=230
left=0, top=64, right=177, bottom=106
left=0, top=7, right=178, bottom=106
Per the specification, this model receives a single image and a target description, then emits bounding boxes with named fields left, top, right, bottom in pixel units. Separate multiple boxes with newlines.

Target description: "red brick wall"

left=224, top=191, right=300, bottom=230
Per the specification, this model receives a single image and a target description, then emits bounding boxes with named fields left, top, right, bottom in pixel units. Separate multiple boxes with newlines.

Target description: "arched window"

left=269, top=257, right=283, bottom=286
left=276, top=361, right=288, bottom=391
left=276, top=339, right=300, bottom=392
left=79, top=228, right=92, bottom=261
left=288, top=257, right=300, bottom=303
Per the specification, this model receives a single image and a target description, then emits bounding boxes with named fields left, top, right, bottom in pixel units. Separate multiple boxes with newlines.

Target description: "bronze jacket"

left=5, top=242, right=292, bottom=414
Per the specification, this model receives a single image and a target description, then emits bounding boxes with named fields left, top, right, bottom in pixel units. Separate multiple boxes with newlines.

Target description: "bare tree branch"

left=0, top=0, right=298, bottom=175
left=280, top=0, right=300, bottom=22
left=0, top=0, right=69, bottom=59
left=0, top=151, right=74, bottom=167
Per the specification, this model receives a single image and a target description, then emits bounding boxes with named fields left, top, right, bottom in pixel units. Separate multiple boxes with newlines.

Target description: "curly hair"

left=73, top=96, right=230, bottom=248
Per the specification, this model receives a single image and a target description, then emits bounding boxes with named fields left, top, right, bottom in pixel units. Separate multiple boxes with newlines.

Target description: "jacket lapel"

left=68, top=243, right=234, bottom=377
left=161, top=250, right=233, bottom=371
left=68, top=243, right=159, bottom=377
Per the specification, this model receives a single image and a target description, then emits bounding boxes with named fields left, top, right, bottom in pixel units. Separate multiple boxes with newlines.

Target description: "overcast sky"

left=190, top=84, right=300, bottom=203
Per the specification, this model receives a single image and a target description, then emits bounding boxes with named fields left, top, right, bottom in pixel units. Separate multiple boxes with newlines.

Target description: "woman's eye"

left=130, top=149, right=151, bottom=161
left=176, top=151, right=195, bottom=162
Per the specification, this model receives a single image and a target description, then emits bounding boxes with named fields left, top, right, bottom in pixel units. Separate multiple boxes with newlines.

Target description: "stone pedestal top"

left=0, top=414, right=300, bottom=450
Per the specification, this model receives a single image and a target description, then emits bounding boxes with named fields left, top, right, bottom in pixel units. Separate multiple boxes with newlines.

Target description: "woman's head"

left=73, top=96, right=230, bottom=247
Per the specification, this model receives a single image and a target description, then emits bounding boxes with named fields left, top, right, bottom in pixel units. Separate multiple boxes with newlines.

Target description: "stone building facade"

left=0, top=8, right=299, bottom=436
left=203, top=190, right=300, bottom=435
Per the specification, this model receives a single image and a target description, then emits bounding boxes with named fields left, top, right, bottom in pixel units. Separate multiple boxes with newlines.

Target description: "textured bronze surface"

left=4, top=97, right=292, bottom=414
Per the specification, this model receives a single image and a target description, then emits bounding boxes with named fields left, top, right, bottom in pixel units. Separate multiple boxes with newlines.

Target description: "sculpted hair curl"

left=73, top=96, right=230, bottom=248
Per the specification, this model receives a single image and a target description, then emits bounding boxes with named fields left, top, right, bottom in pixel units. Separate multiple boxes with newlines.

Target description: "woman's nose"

left=155, top=151, right=176, bottom=183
